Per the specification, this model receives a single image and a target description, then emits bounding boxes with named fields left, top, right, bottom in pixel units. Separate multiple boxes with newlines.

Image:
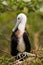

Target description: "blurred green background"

left=0, top=0, right=43, bottom=65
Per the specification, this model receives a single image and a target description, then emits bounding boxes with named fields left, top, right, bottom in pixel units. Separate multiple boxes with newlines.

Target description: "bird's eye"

left=18, top=18, right=20, bottom=20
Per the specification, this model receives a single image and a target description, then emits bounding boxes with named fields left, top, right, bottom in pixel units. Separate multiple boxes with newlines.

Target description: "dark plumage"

left=11, top=28, right=31, bottom=56
left=10, top=13, right=31, bottom=58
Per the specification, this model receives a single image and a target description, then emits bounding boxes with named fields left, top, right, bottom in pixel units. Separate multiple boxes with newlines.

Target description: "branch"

left=11, top=52, right=43, bottom=65
left=11, top=53, right=36, bottom=65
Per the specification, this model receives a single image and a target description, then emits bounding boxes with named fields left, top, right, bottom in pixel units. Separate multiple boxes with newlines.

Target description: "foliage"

left=0, top=0, right=43, bottom=65
left=0, top=0, right=43, bottom=12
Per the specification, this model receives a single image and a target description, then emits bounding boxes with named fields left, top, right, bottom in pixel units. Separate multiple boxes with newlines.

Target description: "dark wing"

left=23, top=32, right=31, bottom=52
left=11, top=32, right=19, bottom=56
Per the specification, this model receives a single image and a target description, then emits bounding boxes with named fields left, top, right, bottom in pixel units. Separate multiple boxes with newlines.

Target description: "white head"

left=17, top=13, right=27, bottom=23
left=12, top=13, right=27, bottom=32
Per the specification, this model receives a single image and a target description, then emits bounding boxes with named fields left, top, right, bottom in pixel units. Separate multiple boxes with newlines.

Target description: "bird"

left=11, top=13, right=31, bottom=59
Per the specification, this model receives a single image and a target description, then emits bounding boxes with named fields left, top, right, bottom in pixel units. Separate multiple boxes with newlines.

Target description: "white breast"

left=17, top=36, right=26, bottom=52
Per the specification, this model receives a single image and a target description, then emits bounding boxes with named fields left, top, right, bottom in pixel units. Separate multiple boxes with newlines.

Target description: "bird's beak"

left=12, top=21, right=21, bottom=32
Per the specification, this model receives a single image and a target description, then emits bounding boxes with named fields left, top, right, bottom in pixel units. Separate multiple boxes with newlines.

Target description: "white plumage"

left=12, top=13, right=27, bottom=52
left=12, top=13, right=27, bottom=33
left=17, top=35, right=26, bottom=52
left=11, top=13, right=31, bottom=59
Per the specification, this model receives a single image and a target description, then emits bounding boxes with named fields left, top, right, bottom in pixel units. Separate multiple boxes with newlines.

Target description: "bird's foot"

left=17, top=53, right=23, bottom=60
left=17, top=52, right=28, bottom=61
left=23, top=52, right=28, bottom=59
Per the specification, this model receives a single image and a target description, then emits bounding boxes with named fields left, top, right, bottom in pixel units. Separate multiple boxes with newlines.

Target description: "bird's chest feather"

left=17, top=36, right=26, bottom=52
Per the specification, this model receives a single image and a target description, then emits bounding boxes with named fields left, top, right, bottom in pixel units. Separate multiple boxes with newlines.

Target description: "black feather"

left=11, top=28, right=31, bottom=56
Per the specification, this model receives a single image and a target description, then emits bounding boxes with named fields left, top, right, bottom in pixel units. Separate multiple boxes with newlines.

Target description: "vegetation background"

left=0, top=0, right=43, bottom=65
